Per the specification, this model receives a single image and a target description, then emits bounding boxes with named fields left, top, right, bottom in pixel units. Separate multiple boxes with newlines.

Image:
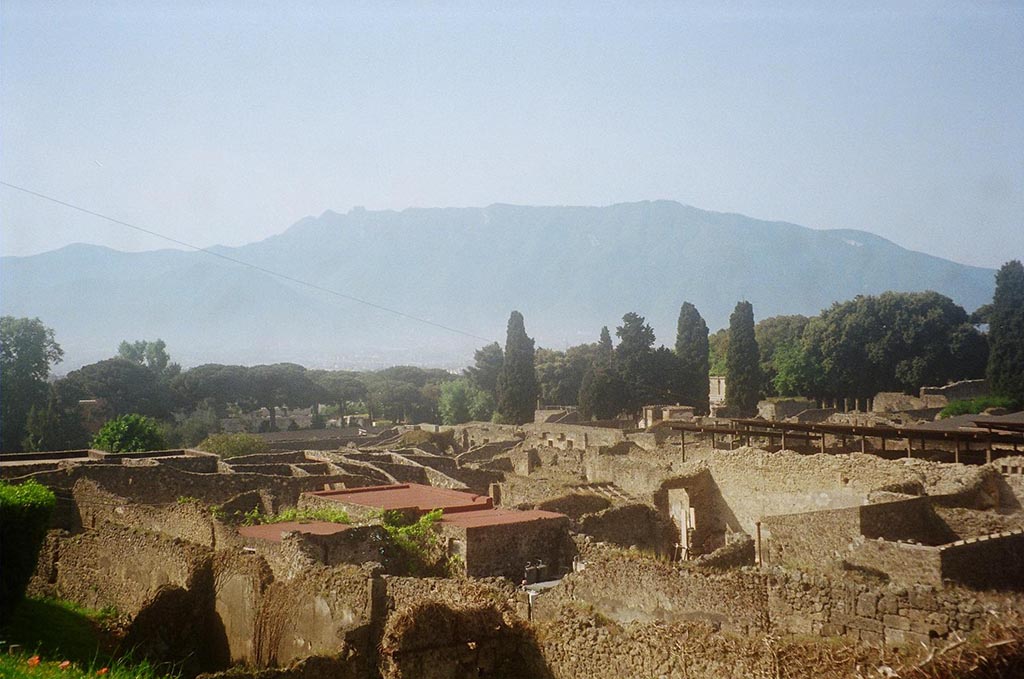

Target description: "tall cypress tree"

left=675, top=302, right=710, bottom=415
left=495, top=311, right=539, bottom=424
left=726, top=301, right=762, bottom=416
left=597, top=326, right=614, bottom=368
left=987, top=260, right=1024, bottom=404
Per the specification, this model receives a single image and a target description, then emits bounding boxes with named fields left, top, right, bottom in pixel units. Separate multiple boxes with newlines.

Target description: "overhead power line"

left=1, top=181, right=493, bottom=343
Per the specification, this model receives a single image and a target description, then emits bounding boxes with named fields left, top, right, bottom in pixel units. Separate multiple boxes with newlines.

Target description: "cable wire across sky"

left=1, top=181, right=494, bottom=343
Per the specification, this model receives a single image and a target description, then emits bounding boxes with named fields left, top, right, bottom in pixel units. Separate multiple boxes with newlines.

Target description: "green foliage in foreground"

left=939, top=396, right=1019, bottom=419
left=196, top=432, right=268, bottom=458
left=380, top=508, right=446, bottom=576
left=0, top=596, right=177, bottom=679
left=91, top=414, right=166, bottom=453
left=262, top=506, right=351, bottom=525
left=221, top=505, right=352, bottom=527
left=0, top=652, right=175, bottom=679
left=0, top=481, right=56, bottom=618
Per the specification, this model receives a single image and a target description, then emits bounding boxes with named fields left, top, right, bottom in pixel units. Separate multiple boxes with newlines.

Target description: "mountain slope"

left=0, top=201, right=996, bottom=369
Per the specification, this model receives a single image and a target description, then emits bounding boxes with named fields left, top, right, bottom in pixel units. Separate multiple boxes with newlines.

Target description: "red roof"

left=440, top=508, right=566, bottom=529
left=308, top=483, right=494, bottom=514
left=238, top=521, right=351, bottom=543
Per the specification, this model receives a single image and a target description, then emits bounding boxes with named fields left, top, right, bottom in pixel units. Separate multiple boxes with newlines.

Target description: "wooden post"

left=860, top=435, right=866, bottom=453
left=820, top=434, right=826, bottom=454
left=756, top=521, right=763, bottom=568
left=880, top=436, right=886, bottom=453
left=986, top=442, right=993, bottom=464
left=906, top=438, right=913, bottom=458
left=781, top=431, right=787, bottom=450
left=679, top=430, right=686, bottom=463
left=954, top=440, right=960, bottom=464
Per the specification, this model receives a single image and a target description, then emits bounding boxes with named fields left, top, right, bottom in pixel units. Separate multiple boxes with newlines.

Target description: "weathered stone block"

left=883, top=614, right=911, bottom=631
left=856, top=592, right=878, bottom=618
left=820, top=623, right=846, bottom=637
left=850, top=616, right=884, bottom=633
left=885, top=627, right=930, bottom=647
left=878, top=595, right=898, bottom=615
left=860, top=630, right=884, bottom=645
left=909, top=589, right=937, bottom=611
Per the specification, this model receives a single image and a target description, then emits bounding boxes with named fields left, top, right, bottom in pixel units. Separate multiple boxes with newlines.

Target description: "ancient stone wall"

left=73, top=478, right=220, bottom=546
left=939, top=530, right=1024, bottom=590
left=844, top=538, right=943, bottom=586
left=456, top=516, right=573, bottom=580
left=523, top=422, right=626, bottom=451
left=245, top=526, right=388, bottom=581
left=253, top=564, right=374, bottom=667
left=537, top=552, right=768, bottom=634
left=539, top=547, right=1021, bottom=650
left=37, top=523, right=211, bottom=615
left=762, top=497, right=945, bottom=572
left=575, top=504, right=677, bottom=555
left=16, top=464, right=369, bottom=521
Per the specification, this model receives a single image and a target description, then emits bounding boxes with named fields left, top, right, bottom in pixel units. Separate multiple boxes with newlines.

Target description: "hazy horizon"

left=2, top=2, right=1021, bottom=268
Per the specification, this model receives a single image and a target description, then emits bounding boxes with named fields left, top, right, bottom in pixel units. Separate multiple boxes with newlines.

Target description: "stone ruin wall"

left=540, top=548, right=1020, bottom=650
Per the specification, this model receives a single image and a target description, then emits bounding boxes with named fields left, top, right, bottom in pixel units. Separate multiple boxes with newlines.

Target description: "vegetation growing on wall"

left=197, top=432, right=268, bottom=458
left=0, top=480, right=56, bottom=619
left=380, top=508, right=446, bottom=576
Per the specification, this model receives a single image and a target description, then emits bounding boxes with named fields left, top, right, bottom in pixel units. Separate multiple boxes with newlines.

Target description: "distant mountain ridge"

left=0, top=201, right=996, bottom=370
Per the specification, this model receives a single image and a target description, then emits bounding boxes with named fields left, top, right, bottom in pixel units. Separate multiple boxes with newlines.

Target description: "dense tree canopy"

left=118, top=338, right=180, bottom=382
left=495, top=311, right=539, bottom=424
left=987, top=260, right=1024, bottom=404
left=465, top=342, right=503, bottom=398
left=801, top=291, right=987, bottom=399
left=675, top=302, right=710, bottom=414
left=438, top=378, right=494, bottom=425
left=754, top=315, right=809, bottom=396
left=726, top=301, right=762, bottom=416
left=0, top=317, right=64, bottom=451
left=64, top=358, right=174, bottom=421
left=577, top=367, right=628, bottom=421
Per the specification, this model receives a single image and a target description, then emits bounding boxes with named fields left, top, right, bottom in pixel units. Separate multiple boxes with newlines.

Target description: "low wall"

left=456, top=515, right=573, bottom=580
left=35, top=523, right=211, bottom=616
left=575, top=504, right=677, bottom=555
left=540, top=547, right=1018, bottom=649
left=940, top=530, right=1024, bottom=590
left=538, top=552, right=768, bottom=634
left=762, top=497, right=946, bottom=572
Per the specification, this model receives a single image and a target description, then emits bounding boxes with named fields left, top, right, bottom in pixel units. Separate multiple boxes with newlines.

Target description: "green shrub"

left=197, top=432, right=268, bottom=458
left=939, top=396, right=1019, bottom=419
left=0, top=480, right=56, bottom=619
left=91, top=414, right=166, bottom=453
left=380, top=508, right=446, bottom=575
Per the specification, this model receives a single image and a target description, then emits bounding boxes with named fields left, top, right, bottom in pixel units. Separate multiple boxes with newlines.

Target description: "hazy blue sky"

left=2, top=1, right=1021, bottom=268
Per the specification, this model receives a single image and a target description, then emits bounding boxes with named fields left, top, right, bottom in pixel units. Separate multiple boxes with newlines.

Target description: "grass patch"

left=0, top=653, right=175, bottom=679
left=1, top=598, right=178, bottom=679
left=1, top=598, right=113, bottom=665
left=939, top=396, right=1019, bottom=419
left=262, top=506, right=351, bottom=525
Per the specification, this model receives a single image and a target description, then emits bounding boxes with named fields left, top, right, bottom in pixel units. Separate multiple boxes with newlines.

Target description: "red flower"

left=27, top=656, right=41, bottom=667
left=97, top=669, right=109, bottom=676
left=59, top=660, right=72, bottom=670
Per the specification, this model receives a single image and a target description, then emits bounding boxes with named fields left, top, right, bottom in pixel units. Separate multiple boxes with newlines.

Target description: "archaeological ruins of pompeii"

left=4, top=266, right=1024, bottom=679
left=3, top=390, right=1024, bottom=678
